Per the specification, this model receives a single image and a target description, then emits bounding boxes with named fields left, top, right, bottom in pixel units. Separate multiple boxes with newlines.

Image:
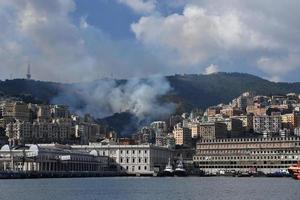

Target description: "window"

left=144, top=166, right=147, bottom=170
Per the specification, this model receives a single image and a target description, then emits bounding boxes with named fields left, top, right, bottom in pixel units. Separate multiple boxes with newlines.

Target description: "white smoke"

left=53, top=76, right=175, bottom=121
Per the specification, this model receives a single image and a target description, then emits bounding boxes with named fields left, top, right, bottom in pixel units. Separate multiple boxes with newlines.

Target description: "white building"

left=253, top=115, right=281, bottom=134
left=0, top=144, right=108, bottom=172
left=295, top=127, right=300, bottom=136
left=72, top=144, right=174, bottom=175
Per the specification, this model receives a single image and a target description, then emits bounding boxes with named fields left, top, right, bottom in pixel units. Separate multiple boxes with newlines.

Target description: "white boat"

left=174, top=159, right=187, bottom=177
left=162, top=158, right=174, bottom=176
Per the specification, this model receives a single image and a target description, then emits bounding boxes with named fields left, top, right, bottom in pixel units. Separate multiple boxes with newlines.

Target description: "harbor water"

left=0, top=177, right=299, bottom=200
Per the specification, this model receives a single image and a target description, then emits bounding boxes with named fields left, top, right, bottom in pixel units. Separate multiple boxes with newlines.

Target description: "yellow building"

left=281, top=113, right=300, bottom=130
left=173, top=124, right=191, bottom=146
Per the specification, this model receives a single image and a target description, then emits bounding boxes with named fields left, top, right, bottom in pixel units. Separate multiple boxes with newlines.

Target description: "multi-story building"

left=173, top=123, right=191, bottom=146
left=37, top=105, right=51, bottom=121
left=294, top=127, right=300, bottom=137
left=253, top=115, right=281, bottom=134
left=207, top=106, right=221, bottom=117
left=281, top=113, right=300, bottom=131
left=191, top=123, right=200, bottom=138
left=133, top=126, right=155, bottom=145
left=219, top=118, right=244, bottom=138
left=0, top=144, right=109, bottom=173
left=220, top=107, right=243, bottom=118
left=199, top=122, right=227, bottom=140
left=232, top=92, right=254, bottom=109
left=6, top=120, right=76, bottom=145
left=150, top=121, right=167, bottom=132
left=164, top=133, right=176, bottom=149
left=2, top=101, right=30, bottom=122
left=51, top=105, right=70, bottom=118
left=194, top=137, right=300, bottom=174
left=72, top=144, right=174, bottom=175
left=75, top=123, right=102, bottom=144
left=232, top=114, right=254, bottom=132
left=6, top=120, right=31, bottom=145
left=246, top=105, right=267, bottom=116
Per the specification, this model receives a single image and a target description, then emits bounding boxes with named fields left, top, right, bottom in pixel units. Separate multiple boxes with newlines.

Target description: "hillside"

left=166, top=72, right=300, bottom=111
left=2, top=73, right=300, bottom=135
left=1, top=72, right=300, bottom=112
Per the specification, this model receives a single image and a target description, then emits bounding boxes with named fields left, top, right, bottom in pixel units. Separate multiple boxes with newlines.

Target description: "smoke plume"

left=52, top=76, right=175, bottom=134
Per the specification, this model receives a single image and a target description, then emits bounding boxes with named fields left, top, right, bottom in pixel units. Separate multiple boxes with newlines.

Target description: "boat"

left=266, top=169, right=290, bottom=177
left=288, top=162, right=300, bottom=180
left=237, top=171, right=251, bottom=177
left=174, top=159, right=187, bottom=177
left=162, top=158, right=174, bottom=177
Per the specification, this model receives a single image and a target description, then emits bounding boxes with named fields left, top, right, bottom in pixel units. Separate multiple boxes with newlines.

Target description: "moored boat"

left=162, top=158, right=174, bottom=177
left=174, top=160, right=187, bottom=177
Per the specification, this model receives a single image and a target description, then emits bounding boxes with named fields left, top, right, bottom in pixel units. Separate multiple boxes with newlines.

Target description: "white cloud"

left=1, top=0, right=300, bottom=82
left=0, top=0, right=163, bottom=82
left=131, top=2, right=300, bottom=80
left=117, top=0, right=156, bottom=14
left=204, top=64, right=219, bottom=75
left=131, top=5, right=271, bottom=67
left=257, top=53, right=300, bottom=80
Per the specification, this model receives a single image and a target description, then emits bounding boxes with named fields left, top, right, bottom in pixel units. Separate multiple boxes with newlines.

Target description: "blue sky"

left=0, top=0, right=300, bottom=82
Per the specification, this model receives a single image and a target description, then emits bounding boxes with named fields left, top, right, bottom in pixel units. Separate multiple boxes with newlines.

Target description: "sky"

left=0, top=0, right=300, bottom=83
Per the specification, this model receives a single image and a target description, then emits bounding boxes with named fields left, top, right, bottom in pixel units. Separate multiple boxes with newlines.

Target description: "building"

left=233, top=92, right=253, bottom=111
left=133, top=126, right=155, bottom=145
left=173, top=123, right=192, bottom=146
left=253, top=115, right=281, bottom=134
left=164, top=133, right=176, bottom=149
left=194, top=137, right=300, bottom=174
left=220, top=107, right=243, bottom=117
left=281, top=113, right=300, bottom=131
left=75, top=123, right=102, bottom=144
left=150, top=121, right=167, bottom=132
left=207, top=106, right=221, bottom=117
left=232, top=114, right=254, bottom=132
left=72, top=144, right=174, bottom=175
left=199, top=122, right=227, bottom=140
left=2, top=101, right=30, bottom=122
left=294, top=127, right=300, bottom=136
left=219, top=118, right=244, bottom=138
left=6, top=120, right=76, bottom=145
left=51, top=105, right=70, bottom=118
left=0, top=144, right=109, bottom=173
left=37, top=105, right=51, bottom=121
left=191, top=123, right=200, bottom=138
left=246, top=105, right=267, bottom=116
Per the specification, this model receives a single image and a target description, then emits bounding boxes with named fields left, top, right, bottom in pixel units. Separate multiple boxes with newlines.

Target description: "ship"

left=174, top=159, right=187, bottom=177
left=162, top=158, right=174, bottom=177
left=288, top=162, right=300, bottom=180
